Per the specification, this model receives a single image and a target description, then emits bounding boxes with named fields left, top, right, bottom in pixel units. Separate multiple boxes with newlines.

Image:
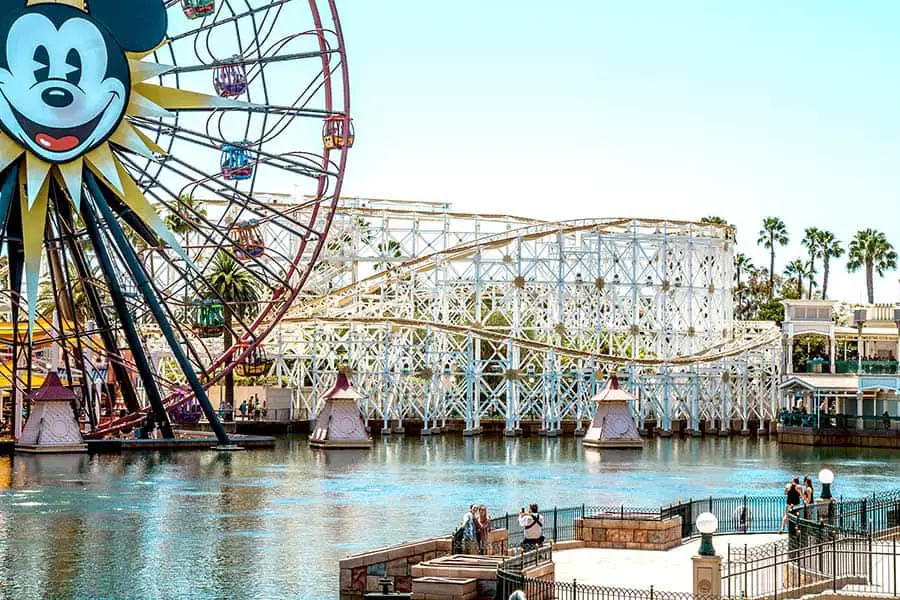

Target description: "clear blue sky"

left=338, top=1, right=900, bottom=304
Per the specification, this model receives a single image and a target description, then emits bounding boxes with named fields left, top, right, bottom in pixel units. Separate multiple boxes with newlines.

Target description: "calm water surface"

left=0, top=436, right=899, bottom=599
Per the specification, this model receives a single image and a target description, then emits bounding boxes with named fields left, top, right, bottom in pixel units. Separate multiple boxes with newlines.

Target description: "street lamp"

left=696, top=512, right=718, bottom=556
left=819, top=468, right=834, bottom=500
left=819, top=468, right=834, bottom=524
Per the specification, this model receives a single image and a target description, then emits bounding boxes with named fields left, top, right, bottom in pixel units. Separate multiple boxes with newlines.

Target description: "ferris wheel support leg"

left=79, top=184, right=175, bottom=439
left=55, top=197, right=143, bottom=417
left=84, top=172, right=230, bottom=446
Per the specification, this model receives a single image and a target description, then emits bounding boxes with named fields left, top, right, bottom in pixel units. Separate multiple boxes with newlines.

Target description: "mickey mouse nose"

left=42, top=87, right=73, bottom=108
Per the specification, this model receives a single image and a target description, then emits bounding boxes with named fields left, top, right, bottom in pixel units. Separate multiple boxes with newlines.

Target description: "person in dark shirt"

left=780, top=477, right=803, bottom=533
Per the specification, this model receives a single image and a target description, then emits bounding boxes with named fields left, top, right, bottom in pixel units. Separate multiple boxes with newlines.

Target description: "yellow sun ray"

left=134, top=83, right=250, bottom=111
left=85, top=144, right=123, bottom=195
left=17, top=165, right=50, bottom=338
left=0, top=132, right=24, bottom=173
left=110, top=122, right=157, bottom=160
left=129, top=126, right=168, bottom=157
left=56, top=159, right=84, bottom=210
left=25, top=152, right=51, bottom=210
left=128, top=59, right=174, bottom=83
left=126, top=92, right=173, bottom=119
left=85, top=154, right=194, bottom=270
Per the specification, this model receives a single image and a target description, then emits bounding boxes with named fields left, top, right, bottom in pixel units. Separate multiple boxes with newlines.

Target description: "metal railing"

left=499, top=576, right=706, bottom=600
left=779, top=412, right=900, bottom=433
left=494, top=505, right=664, bottom=549
left=489, top=497, right=786, bottom=550
left=722, top=488, right=900, bottom=599
left=724, top=536, right=900, bottom=599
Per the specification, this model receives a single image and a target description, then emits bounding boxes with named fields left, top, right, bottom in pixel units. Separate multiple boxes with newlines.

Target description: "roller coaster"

left=148, top=196, right=783, bottom=436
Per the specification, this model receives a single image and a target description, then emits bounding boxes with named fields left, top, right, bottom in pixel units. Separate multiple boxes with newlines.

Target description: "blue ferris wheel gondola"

left=220, top=143, right=254, bottom=180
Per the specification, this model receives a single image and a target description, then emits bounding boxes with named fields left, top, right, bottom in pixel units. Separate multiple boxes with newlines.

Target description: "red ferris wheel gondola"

left=182, top=0, right=215, bottom=20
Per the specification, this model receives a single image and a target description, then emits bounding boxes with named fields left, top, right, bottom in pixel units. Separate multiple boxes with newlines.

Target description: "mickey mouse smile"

left=5, top=91, right=117, bottom=154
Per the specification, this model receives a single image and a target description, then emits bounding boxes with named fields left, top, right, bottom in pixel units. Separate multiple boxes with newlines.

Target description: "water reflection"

left=0, top=437, right=897, bottom=598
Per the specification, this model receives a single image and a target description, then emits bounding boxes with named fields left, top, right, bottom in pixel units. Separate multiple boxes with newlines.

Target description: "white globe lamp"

left=696, top=512, right=718, bottom=556
left=819, top=468, right=834, bottom=500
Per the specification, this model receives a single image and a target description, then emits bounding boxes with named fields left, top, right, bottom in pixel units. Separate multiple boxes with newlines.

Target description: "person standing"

left=518, top=504, right=544, bottom=551
left=239, top=400, right=248, bottom=421
left=475, top=505, right=491, bottom=555
left=780, top=477, right=802, bottom=533
left=803, top=476, right=815, bottom=519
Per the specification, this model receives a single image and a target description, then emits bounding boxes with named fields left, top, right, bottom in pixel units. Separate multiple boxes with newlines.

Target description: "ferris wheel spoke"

left=170, top=49, right=337, bottom=75
left=119, top=155, right=303, bottom=302
left=131, top=117, right=341, bottom=180
left=168, top=0, right=294, bottom=43
left=123, top=148, right=329, bottom=239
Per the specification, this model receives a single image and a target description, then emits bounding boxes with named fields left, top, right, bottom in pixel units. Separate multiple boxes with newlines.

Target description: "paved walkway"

left=554, top=534, right=784, bottom=592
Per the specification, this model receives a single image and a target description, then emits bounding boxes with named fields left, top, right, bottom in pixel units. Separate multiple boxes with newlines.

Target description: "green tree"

left=164, top=195, right=208, bottom=257
left=374, top=240, right=403, bottom=272
left=203, top=252, right=261, bottom=410
left=783, top=259, right=813, bottom=300
left=817, top=230, right=844, bottom=300
left=700, top=216, right=729, bottom=226
left=757, top=217, right=789, bottom=300
left=733, top=253, right=754, bottom=319
left=801, top=227, right=822, bottom=299
left=846, top=229, right=897, bottom=304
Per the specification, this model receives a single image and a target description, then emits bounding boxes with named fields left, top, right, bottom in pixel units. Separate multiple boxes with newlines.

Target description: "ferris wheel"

left=0, top=0, right=352, bottom=443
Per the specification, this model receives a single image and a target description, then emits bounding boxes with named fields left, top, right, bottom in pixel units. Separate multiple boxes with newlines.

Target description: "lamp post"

left=692, top=512, right=722, bottom=597
left=819, top=468, right=834, bottom=524
left=696, top=512, right=718, bottom=556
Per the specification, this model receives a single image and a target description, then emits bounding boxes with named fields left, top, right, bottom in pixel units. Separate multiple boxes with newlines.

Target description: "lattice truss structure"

left=148, top=198, right=783, bottom=433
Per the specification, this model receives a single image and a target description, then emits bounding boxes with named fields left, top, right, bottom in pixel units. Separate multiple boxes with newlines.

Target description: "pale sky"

left=338, top=1, right=900, bottom=305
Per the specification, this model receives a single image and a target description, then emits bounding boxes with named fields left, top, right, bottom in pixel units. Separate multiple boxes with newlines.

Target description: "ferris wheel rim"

left=85, top=0, right=353, bottom=437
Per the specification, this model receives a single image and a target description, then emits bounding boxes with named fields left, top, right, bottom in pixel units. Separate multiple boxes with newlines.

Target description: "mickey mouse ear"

left=88, top=0, right=168, bottom=53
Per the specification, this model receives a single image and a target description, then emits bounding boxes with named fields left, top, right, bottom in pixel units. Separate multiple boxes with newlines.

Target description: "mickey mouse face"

left=0, top=1, right=167, bottom=164
left=0, top=7, right=128, bottom=163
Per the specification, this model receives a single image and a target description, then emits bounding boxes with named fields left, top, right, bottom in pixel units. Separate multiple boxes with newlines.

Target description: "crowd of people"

left=780, top=476, right=816, bottom=532
left=238, top=395, right=267, bottom=421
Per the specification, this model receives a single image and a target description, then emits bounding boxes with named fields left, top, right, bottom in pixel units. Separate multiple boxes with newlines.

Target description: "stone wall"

left=576, top=514, right=682, bottom=550
left=339, top=536, right=452, bottom=599
left=339, top=529, right=508, bottom=599
left=779, top=427, right=900, bottom=449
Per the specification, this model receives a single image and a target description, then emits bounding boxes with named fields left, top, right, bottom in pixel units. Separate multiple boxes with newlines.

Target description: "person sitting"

left=518, top=504, right=544, bottom=551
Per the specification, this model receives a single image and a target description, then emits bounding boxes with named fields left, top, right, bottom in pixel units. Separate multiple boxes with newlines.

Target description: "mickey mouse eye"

left=65, top=49, right=82, bottom=86
left=33, top=45, right=50, bottom=83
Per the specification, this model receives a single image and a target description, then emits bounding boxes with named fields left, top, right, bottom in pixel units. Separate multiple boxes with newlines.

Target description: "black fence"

left=494, top=505, right=664, bottom=549
left=499, top=575, right=706, bottom=600
left=724, top=536, right=900, bottom=599
left=490, top=496, right=785, bottom=550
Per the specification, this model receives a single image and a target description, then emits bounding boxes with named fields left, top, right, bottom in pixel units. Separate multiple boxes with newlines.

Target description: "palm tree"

left=700, top=216, right=729, bottom=226
left=817, top=230, right=844, bottom=300
left=165, top=195, right=208, bottom=257
left=846, top=229, right=897, bottom=304
left=733, top=253, right=754, bottom=318
left=204, top=252, right=261, bottom=410
left=374, top=240, right=403, bottom=272
left=783, top=259, right=813, bottom=300
left=801, top=227, right=822, bottom=299
left=757, top=217, right=789, bottom=300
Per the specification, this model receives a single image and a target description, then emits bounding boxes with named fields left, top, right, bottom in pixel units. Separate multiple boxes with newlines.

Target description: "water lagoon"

left=0, top=437, right=898, bottom=599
